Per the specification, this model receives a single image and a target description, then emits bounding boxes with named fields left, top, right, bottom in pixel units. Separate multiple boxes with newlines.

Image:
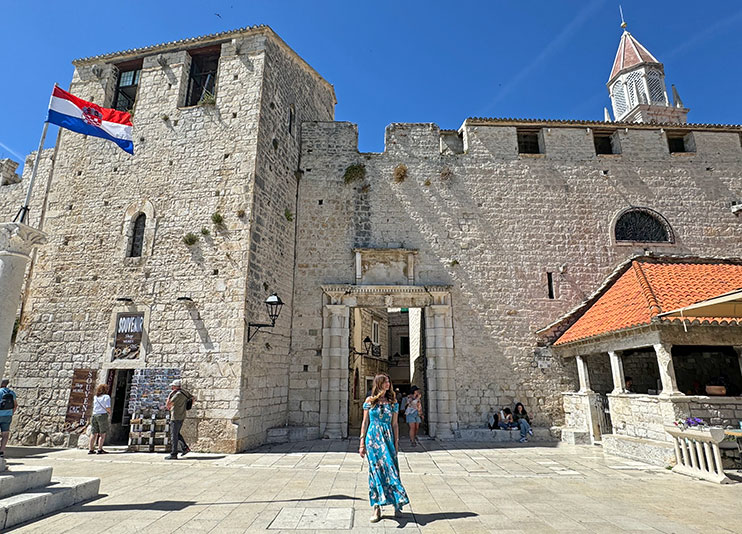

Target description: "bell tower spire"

left=606, top=14, right=688, bottom=124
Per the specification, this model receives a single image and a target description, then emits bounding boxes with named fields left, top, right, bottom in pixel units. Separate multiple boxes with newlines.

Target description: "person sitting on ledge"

left=498, top=407, right=518, bottom=430
left=513, top=402, right=533, bottom=443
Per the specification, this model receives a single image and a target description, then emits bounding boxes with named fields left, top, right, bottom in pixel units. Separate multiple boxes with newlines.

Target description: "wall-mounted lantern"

left=247, top=293, right=284, bottom=342
left=352, top=336, right=373, bottom=356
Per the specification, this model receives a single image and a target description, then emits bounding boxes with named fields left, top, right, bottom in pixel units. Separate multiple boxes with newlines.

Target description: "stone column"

left=320, top=304, right=349, bottom=439
left=575, top=355, right=592, bottom=393
left=654, top=342, right=682, bottom=396
left=608, top=350, right=627, bottom=394
left=425, top=304, right=457, bottom=439
left=0, top=223, right=47, bottom=376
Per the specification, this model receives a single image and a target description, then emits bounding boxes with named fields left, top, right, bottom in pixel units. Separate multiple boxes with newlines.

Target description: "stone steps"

left=454, top=427, right=560, bottom=442
left=0, top=466, right=100, bottom=530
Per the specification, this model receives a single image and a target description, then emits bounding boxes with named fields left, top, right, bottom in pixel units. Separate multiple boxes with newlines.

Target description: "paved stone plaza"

left=5, top=440, right=742, bottom=533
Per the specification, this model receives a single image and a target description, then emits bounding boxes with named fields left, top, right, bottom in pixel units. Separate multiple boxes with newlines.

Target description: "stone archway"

left=319, top=285, right=457, bottom=440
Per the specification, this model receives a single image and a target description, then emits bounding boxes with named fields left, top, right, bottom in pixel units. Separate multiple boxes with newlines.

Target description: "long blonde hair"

left=368, top=374, right=396, bottom=407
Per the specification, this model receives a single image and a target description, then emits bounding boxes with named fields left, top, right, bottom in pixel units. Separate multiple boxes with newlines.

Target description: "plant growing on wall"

left=200, top=227, right=210, bottom=236
left=393, top=164, right=408, bottom=183
left=450, top=259, right=459, bottom=267
left=424, top=179, right=431, bottom=186
left=284, top=209, right=294, bottom=222
left=236, top=209, right=246, bottom=218
left=211, top=212, right=225, bottom=226
left=183, top=233, right=199, bottom=246
left=343, top=163, right=366, bottom=184
left=440, top=166, right=453, bottom=180
left=198, top=91, right=216, bottom=106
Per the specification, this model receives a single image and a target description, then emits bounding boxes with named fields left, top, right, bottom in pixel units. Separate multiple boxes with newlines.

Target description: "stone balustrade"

left=664, top=425, right=732, bottom=484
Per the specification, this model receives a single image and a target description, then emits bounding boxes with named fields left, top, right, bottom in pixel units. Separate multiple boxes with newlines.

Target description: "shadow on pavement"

left=72, top=494, right=360, bottom=513
left=6, top=446, right=59, bottom=459
left=393, top=511, right=478, bottom=527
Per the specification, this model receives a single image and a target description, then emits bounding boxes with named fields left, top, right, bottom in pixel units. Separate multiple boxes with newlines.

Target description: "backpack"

left=0, top=389, right=14, bottom=411
left=184, top=392, right=193, bottom=411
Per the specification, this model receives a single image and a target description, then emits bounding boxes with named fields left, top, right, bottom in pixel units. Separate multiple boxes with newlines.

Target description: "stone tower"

left=607, top=23, right=688, bottom=123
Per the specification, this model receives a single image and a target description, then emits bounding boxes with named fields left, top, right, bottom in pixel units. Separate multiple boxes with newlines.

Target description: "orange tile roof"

left=554, top=259, right=742, bottom=346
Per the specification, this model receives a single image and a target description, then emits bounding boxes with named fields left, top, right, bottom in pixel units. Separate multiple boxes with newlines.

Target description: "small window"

left=128, top=213, right=146, bottom=257
left=372, top=320, right=380, bottom=345
left=113, top=60, right=143, bottom=112
left=615, top=208, right=673, bottom=243
left=288, top=105, right=295, bottom=135
left=667, top=132, right=695, bottom=154
left=594, top=131, right=620, bottom=155
left=546, top=272, right=555, bottom=299
left=185, top=48, right=220, bottom=107
left=517, top=129, right=542, bottom=154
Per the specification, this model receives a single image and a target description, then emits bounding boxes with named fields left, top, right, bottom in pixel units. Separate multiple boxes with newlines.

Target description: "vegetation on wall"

left=183, top=233, right=199, bottom=246
left=393, top=164, right=408, bottom=183
left=343, top=163, right=366, bottom=184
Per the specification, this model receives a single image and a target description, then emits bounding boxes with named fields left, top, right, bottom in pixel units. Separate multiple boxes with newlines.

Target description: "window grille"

left=185, top=50, right=220, bottom=107
left=646, top=71, right=666, bottom=104
left=128, top=213, right=146, bottom=257
left=615, top=208, right=672, bottom=243
left=626, top=71, right=646, bottom=108
left=612, top=81, right=627, bottom=117
left=113, top=67, right=141, bottom=112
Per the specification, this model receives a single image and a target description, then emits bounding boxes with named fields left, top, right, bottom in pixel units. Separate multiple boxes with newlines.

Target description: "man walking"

left=164, top=380, right=192, bottom=460
left=0, top=379, right=18, bottom=457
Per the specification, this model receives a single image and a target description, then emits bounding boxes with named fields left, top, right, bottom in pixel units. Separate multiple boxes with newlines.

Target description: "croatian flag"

left=47, top=85, right=134, bottom=154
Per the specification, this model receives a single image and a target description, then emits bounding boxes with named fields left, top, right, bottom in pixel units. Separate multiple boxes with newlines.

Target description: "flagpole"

left=13, top=121, right=50, bottom=225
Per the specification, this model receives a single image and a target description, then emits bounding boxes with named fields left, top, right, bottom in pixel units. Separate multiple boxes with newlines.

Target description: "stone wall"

left=3, top=28, right=334, bottom=451
left=622, top=349, right=661, bottom=394
left=295, top=119, right=742, bottom=432
left=586, top=353, right=612, bottom=393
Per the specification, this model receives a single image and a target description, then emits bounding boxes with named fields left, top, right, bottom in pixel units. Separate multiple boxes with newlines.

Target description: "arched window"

left=128, top=213, right=146, bottom=257
left=614, top=208, right=673, bottom=243
left=612, top=80, right=627, bottom=118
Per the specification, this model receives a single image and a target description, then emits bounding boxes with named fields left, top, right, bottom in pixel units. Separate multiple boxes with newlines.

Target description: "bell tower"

left=606, top=20, right=688, bottom=123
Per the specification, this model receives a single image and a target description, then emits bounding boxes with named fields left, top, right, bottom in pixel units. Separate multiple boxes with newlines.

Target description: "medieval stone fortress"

left=1, top=21, right=741, bottom=475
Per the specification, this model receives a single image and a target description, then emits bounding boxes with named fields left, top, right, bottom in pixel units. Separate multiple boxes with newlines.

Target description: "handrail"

left=664, top=425, right=732, bottom=484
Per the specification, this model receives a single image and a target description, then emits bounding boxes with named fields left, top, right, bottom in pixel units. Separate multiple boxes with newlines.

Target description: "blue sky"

left=1, top=0, right=741, bottom=166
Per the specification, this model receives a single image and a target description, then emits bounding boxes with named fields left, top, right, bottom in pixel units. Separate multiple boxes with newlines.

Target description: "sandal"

left=370, top=505, right=382, bottom=523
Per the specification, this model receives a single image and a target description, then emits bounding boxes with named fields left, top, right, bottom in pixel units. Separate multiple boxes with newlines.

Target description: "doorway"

left=107, top=368, right=134, bottom=444
left=347, top=307, right=427, bottom=436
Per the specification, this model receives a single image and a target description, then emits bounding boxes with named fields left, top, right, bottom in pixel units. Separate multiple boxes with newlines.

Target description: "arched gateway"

left=319, top=285, right=457, bottom=440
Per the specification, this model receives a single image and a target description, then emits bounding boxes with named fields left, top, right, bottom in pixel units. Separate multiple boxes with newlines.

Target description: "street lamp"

left=247, top=293, right=284, bottom=342
left=352, top=336, right=373, bottom=356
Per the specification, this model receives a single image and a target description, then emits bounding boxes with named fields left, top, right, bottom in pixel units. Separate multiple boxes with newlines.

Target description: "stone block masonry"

left=294, top=118, right=742, bottom=433
left=1, top=26, right=334, bottom=452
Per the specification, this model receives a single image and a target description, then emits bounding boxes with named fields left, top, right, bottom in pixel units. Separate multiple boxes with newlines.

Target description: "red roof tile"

left=554, top=260, right=742, bottom=346
left=608, top=31, right=661, bottom=83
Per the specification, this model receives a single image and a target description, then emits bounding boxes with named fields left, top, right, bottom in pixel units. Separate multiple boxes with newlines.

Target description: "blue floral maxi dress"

left=363, top=401, right=410, bottom=509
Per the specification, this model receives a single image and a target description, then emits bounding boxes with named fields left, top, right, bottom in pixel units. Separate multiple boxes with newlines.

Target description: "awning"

left=658, top=288, right=742, bottom=319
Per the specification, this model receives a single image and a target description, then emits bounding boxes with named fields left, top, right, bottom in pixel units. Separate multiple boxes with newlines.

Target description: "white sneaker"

left=519, top=437, right=528, bottom=443
left=370, top=506, right=381, bottom=523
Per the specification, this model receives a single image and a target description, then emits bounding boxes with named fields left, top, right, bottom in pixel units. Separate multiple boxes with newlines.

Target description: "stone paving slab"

left=4, top=438, right=742, bottom=533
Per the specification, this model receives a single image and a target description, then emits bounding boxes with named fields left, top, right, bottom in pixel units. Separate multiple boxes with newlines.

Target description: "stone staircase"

left=0, top=461, right=100, bottom=530
left=453, top=427, right=560, bottom=442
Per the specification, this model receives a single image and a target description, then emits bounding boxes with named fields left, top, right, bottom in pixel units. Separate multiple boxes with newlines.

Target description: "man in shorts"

left=0, top=379, right=18, bottom=457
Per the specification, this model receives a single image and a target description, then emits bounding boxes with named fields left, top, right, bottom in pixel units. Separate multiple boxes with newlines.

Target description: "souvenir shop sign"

left=128, top=368, right=181, bottom=415
left=63, top=368, right=97, bottom=430
left=113, top=312, right=144, bottom=360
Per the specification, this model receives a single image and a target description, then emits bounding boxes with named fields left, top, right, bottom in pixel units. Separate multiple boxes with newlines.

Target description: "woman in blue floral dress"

left=359, top=374, right=410, bottom=522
